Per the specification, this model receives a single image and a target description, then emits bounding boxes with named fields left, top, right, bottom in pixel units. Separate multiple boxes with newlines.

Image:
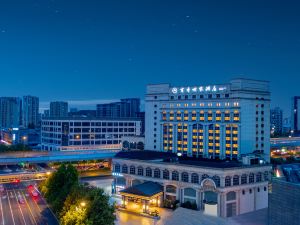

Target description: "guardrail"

left=0, top=149, right=120, bottom=165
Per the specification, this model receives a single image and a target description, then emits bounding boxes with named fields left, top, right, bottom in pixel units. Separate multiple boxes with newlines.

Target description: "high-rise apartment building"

left=292, top=96, right=300, bottom=135
left=50, top=101, right=68, bottom=118
left=96, top=98, right=140, bottom=118
left=270, top=107, right=283, bottom=135
left=145, top=78, right=271, bottom=162
left=22, top=95, right=39, bottom=128
left=0, top=97, right=22, bottom=129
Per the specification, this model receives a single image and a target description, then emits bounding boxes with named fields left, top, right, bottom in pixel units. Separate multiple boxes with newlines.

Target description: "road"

left=0, top=182, right=58, bottom=225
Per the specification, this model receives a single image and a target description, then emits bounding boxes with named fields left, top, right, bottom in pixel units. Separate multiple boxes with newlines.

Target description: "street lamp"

left=80, top=202, right=86, bottom=207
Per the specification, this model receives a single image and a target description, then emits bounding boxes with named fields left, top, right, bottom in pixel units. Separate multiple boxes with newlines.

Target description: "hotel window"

left=192, top=95, right=196, bottom=99
left=154, top=168, right=161, bottom=178
left=191, top=173, right=199, bottom=184
left=192, top=110, right=197, bottom=121
left=233, top=110, right=240, bottom=122
left=130, top=166, right=136, bottom=175
left=200, top=95, right=204, bottom=99
left=264, top=171, right=269, bottom=181
left=184, top=103, right=188, bottom=107
left=146, top=167, right=152, bottom=177
left=184, top=110, right=189, bottom=121
left=241, top=174, right=247, bottom=184
left=176, top=111, right=182, bottom=121
left=225, top=94, right=229, bottom=98
left=163, top=169, right=170, bottom=180
left=200, top=103, right=204, bottom=107
left=216, top=110, right=221, bottom=121
left=176, top=103, right=181, bottom=107
left=256, top=172, right=262, bottom=182
left=181, top=172, right=189, bottom=182
left=225, top=110, right=230, bottom=121
left=177, top=123, right=188, bottom=154
left=169, top=111, right=174, bottom=121
left=163, top=123, right=173, bottom=152
left=207, top=110, right=213, bottom=121
left=178, top=96, right=181, bottom=100
left=192, top=124, right=204, bottom=157
left=191, top=103, right=196, bottom=107
left=233, top=175, right=239, bottom=185
left=122, top=164, right=128, bottom=174
left=114, top=164, right=120, bottom=173
left=225, top=176, right=231, bottom=187
left=137, top=167, right=144, bottom=176
left=199, top=110, right=205, bottom=121
left=249, top=173, right=254, bottom=183
left=172, top=171, right=179, bottom=181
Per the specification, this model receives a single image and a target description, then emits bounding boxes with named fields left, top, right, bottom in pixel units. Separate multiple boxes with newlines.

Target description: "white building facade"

left=112, top=157, right=271, bottom=218
left=145, top=78, right=271, bottom=162
left=41, top=118, right=141, bottom=151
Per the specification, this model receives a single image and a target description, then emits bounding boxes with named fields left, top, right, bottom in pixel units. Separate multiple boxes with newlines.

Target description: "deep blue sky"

left=0, top=0, right=299, bottom=115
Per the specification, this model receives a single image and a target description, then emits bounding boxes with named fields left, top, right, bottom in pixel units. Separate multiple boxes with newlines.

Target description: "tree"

left=60, top=205, right=87, bottom=225
left=60, top=185, right=115, bottom=225
left=85, top=188, right=115, bottom=225
left=41, top=164, right=79, bottom=214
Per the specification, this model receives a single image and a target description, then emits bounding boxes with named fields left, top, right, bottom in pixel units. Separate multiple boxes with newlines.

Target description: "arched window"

left=146, top=167, right=152, bottom=177
left=191, top=173, right=199, bottom=184
left=122, top=164, right=128, bottom=174
left=114, top=164, right=120, bottom=173
left=225, top=176, right=231, bottom=187
left=264, top=171, right=269, bottom=181
left=212, top=175, right=220, bottom=187
left=154, top=168, right=161, bottom=178
left=256, top=172, right=262, bottom=182
left=241, top=174, right=247, bottom=184
left=249, top=173, right=254, bottom=183
left=163, top=169, right=170, bottom=180
left=129, top=166, right=136, bottom=175
left=181, top=172, right=189, bottom=182
left=172, top=171, right=179, bottom=181
left=202, top=174, right=209, bottom=181
left=137, top=166, right=144, bottom=176
left=233, top=175, right=239, bottom=185
left=227, top=191, right=236, bottom=201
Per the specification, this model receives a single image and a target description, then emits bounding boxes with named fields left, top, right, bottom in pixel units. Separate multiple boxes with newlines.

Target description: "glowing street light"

left=80, top=202, right=86, bottom=207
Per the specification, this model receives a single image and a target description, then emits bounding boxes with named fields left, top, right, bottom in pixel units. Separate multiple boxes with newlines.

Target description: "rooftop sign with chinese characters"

left=170, top=85, right=228, bottom=94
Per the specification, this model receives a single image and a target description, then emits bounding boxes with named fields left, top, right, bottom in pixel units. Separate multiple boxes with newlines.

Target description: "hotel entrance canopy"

left=120, top=181, right=163, bottom=200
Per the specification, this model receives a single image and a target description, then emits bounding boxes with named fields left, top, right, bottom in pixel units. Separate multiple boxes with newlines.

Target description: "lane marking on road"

left=0, top=191, right=5, bottom=225
left=13, top=189, right=27, bottom=225
left=21, top=191, right=37, bottom=225
left=6, top=191, right=16, bottom=225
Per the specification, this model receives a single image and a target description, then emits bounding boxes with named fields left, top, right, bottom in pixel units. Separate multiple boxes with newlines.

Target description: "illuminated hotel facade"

left=145, top=78, right=271, bottom=162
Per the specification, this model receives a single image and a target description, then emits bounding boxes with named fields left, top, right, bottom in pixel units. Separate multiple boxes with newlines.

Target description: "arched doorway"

left=201, top=178, right=219, bottom=217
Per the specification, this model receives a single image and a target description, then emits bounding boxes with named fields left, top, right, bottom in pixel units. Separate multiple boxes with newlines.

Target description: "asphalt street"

left=0, top=182, right=58, bottom=225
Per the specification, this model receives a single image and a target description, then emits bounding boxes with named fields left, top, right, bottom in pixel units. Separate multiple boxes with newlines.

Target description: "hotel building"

left=112, top=78, right=272, bottom=218
left=145, top=78, right=271, bottom=162
left=41, top=117, right=141, bottom=151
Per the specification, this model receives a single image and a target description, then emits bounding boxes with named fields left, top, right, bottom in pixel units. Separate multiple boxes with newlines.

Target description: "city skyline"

left=0, top=0, right=299, bottom=115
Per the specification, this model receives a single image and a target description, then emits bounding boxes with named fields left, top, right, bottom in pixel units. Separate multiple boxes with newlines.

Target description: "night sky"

left=0, top=0, right=299, bottom=115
